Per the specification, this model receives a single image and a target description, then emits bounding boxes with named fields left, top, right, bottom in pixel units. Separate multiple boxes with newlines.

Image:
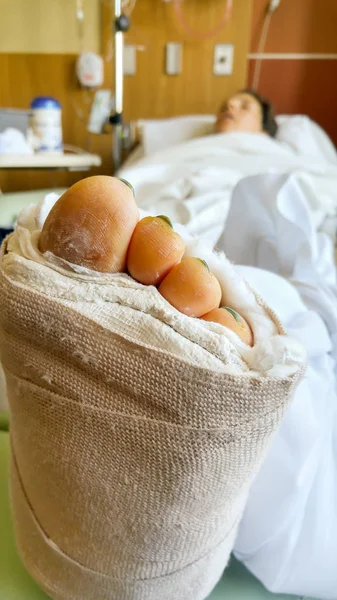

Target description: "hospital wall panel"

left=248, top=58, right=337, bottom=146
left=249, top=0, right=337, bottom=145
left=0, top=0, right=100, bottom=54
left=114, top=0, right=251, bottom=119
left=103, top=0, right=252, bottom=119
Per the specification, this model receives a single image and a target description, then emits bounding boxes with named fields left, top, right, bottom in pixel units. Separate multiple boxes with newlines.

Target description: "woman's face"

left=215, top=92, right=263, bottom=134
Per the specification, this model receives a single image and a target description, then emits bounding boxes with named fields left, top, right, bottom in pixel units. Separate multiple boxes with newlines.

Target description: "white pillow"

left=139, top=115, right=215, bottom=157
left=138, top=113, right=337, bottom=164
left=276, top=115, right=337, bottom=164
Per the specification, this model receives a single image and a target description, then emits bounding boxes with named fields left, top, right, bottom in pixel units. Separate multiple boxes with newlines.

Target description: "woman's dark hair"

left=241, top=89, right=278, bottom=138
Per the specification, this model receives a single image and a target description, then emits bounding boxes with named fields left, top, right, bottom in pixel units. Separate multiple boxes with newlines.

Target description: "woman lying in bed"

left=119, top=89, right=337, bottom=247
left=214, top=89, right=278, bottom=138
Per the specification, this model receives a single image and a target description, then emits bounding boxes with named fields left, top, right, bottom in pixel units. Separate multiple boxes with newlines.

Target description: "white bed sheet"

left=119, top=132, right=337, bottom=248
left=217, top=173, right=337, bottom=599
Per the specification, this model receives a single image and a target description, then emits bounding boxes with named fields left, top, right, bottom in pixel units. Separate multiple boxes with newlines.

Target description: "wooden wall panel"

left=251, top=0, right=337, bottom=54
left=248, top=59, right=337, bottom=145
left=114, top=0, right=253, bottom=120
left=0, top=0, right=100, bottom=54
left=249, top=0, right=337, bottom=144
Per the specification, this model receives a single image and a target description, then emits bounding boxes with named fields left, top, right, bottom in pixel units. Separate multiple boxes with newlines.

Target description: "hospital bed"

left=0, top=112, right=336, bottom=292
left=1, top=113, right=336, bottom=233
left=118, top=113, right=337, bottom=250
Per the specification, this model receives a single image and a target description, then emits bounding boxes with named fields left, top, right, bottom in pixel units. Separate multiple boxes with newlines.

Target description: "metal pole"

left=112, top=0, right=123, bottom=173
left=114, top=0, right=123, bottom=116
left=110, top=1, right=130, bottom=173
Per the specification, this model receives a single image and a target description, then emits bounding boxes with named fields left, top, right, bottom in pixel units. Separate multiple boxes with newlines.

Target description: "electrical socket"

left=124, top=45, right=136, bottom=76
left=166, top=43, right=182, bottom=75
left=213, top=44, right=234, bottom=76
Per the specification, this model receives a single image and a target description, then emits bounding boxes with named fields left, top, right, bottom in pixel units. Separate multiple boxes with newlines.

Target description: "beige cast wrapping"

left=0, top=232, right=304, bottom=600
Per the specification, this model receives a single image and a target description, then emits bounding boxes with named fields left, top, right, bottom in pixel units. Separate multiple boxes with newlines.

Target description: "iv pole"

left=110, top=0, right=130, bottom=173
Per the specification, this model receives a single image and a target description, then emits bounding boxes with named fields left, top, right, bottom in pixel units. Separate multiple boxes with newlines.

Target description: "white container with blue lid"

left=29, top=96, right=63, bottom=154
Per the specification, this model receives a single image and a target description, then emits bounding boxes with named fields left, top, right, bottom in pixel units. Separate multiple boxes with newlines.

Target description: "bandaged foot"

left=39, top=176, right=139, bottom=274
left=0, top=176, right=306, bottom=600
left=38, top=176, right=253, bottom=345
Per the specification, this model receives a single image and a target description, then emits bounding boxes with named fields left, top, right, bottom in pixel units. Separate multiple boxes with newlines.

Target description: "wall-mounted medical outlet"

left=213, top=44, right=234, bottom=76
left=124, top=45, right=137, bottom=76
left=87, top=90, right=114, bottom=134
left=166, top=43, right=182, bottom=75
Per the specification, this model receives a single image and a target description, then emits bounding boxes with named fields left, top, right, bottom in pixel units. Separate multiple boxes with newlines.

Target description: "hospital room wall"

left=249, top=0, right=337, bottom=144
left=0, top=0, right=110, bottom=192
left=105, top=0, right=252, bottom=120
left=0, top=0, right=252, bottom=193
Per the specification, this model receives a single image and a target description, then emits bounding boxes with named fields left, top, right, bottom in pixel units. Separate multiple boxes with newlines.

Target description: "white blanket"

left=218, top=173, right=337, bottom=599
left=119, top=132, right=337, bottom=247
